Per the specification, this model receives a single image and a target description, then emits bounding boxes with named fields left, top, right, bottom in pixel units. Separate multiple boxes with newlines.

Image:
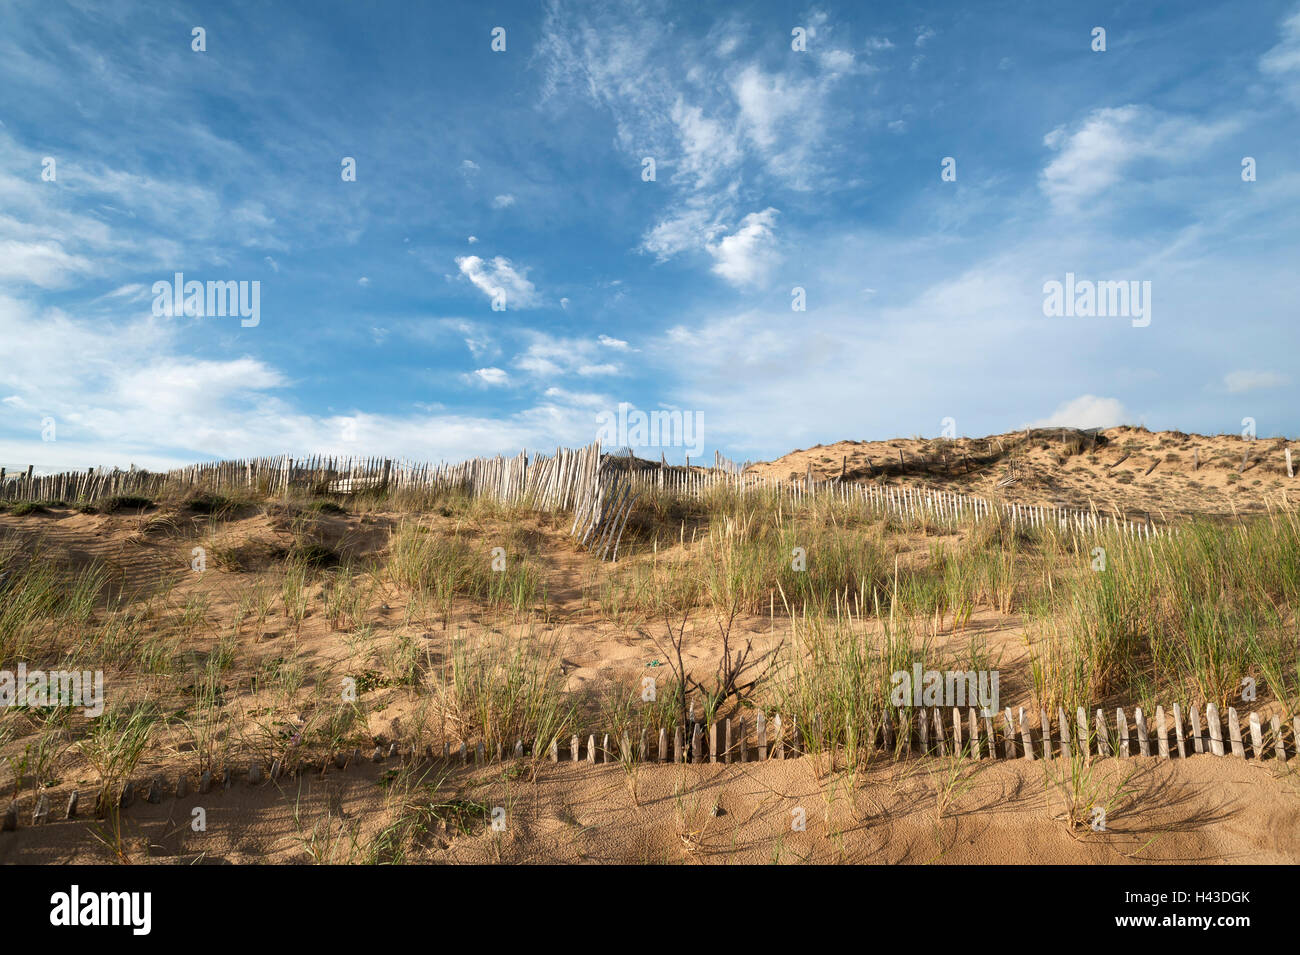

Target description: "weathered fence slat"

left=1095, top=709, right=1111, bottom=757
left=1207, top=704, right=1224, bottom=756
left=1172, top=704, right=1186, bottom=758
left=1227, top=707, right=1245, bottom=758
left=1018, top=708, right=1034, bottom=761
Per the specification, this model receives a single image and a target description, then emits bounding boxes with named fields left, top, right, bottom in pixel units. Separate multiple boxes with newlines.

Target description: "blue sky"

left=2, top=0, right=1298, bottom=471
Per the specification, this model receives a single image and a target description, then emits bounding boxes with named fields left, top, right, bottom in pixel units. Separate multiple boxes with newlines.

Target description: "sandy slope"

left=747, top=426, right=1298, bottom=520
left=2, top=754, right=1295, bottom=865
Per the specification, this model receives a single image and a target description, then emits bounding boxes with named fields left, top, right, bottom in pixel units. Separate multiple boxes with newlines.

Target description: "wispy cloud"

left=1040, top=106, right=1238, bottom=212
left=1223, top=370, right=1289, bottom=394
left=455, top=255, right=540, bottom=308
left=1030, top=395, right=1129, bottom=429
left=1261, top=5, right=1300, bottom=105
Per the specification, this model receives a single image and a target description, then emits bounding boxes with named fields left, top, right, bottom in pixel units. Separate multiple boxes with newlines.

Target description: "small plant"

left=78, top=704, right=158, bottom=815
left=281, top=559, right=312, bottom=628
left=1042, top=749, right=1135, bottom=836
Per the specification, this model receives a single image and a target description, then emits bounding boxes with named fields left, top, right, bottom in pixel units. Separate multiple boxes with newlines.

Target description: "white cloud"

left=1040, top=106, right=1238, bottom=212
left=0, top=293, right=295, bottom=466
left=1261, top=7, right=1300, bottom=105
left=541, top=386, right=609, bottom=409
left=730, top=64, right=828, bottom=186
left=817, top=49, right=857, bottom=75
left=103, top=283, right=149, bottom=301
left=707, top=208, right=781, bottom=287
left=0, top=129, right=292, bottom=287
left=0, top=294, right=604, bottom=469
left=1029, top=395, right=1129, bottom=429
left=670, top=98, right=742, bottom=189
left=915, top=26, right=936, bottom=47
left=358, top=276, right=370, bottom=287
left=540, top=7, right=849, bottom=271
left=598, top=334, right=628, bottom=349
left=455, top=254, right=539, bottom=308
left=467, top=235, right=478, bottom=244
left=468, top=367, right=509, bottom=386
left=492, top=194, right=516, bottom=209
left=1223, top=369, right=1289, bottom=393
left=513, top=333, right=623, bottom=381
left=0, top=238, right=96, bottom=288
left=643, top=205, right=781, bottom=287
left=640, top=206, right=724, bottom=260
left=463, top=338, right=491, bottom=360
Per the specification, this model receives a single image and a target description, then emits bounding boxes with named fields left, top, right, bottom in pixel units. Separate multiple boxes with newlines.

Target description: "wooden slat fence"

left=0, top=443, right=1210, bottom=543
left=5, top=701, right=1291, bottom=831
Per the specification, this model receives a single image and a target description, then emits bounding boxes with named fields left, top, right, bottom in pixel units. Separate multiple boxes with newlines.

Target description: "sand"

left=2, top=425, right=1298, bottom=865
left=2, top=753, right=1295, bottom=865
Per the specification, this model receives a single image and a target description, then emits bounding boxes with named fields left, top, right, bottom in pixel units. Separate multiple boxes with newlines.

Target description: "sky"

left=1, top=0, right=1298, bottom=472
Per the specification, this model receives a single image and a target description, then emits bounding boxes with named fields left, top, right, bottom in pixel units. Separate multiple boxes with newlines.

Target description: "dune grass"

left=428, top=629, right=574, bottom=765
left=387, top=520, right=546, bottom=625
left=0, top=538, right=109, bottom=663
left=1029, top=512, right=1300, bottom=713
left=1, top=472, right=1298, bottom=835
